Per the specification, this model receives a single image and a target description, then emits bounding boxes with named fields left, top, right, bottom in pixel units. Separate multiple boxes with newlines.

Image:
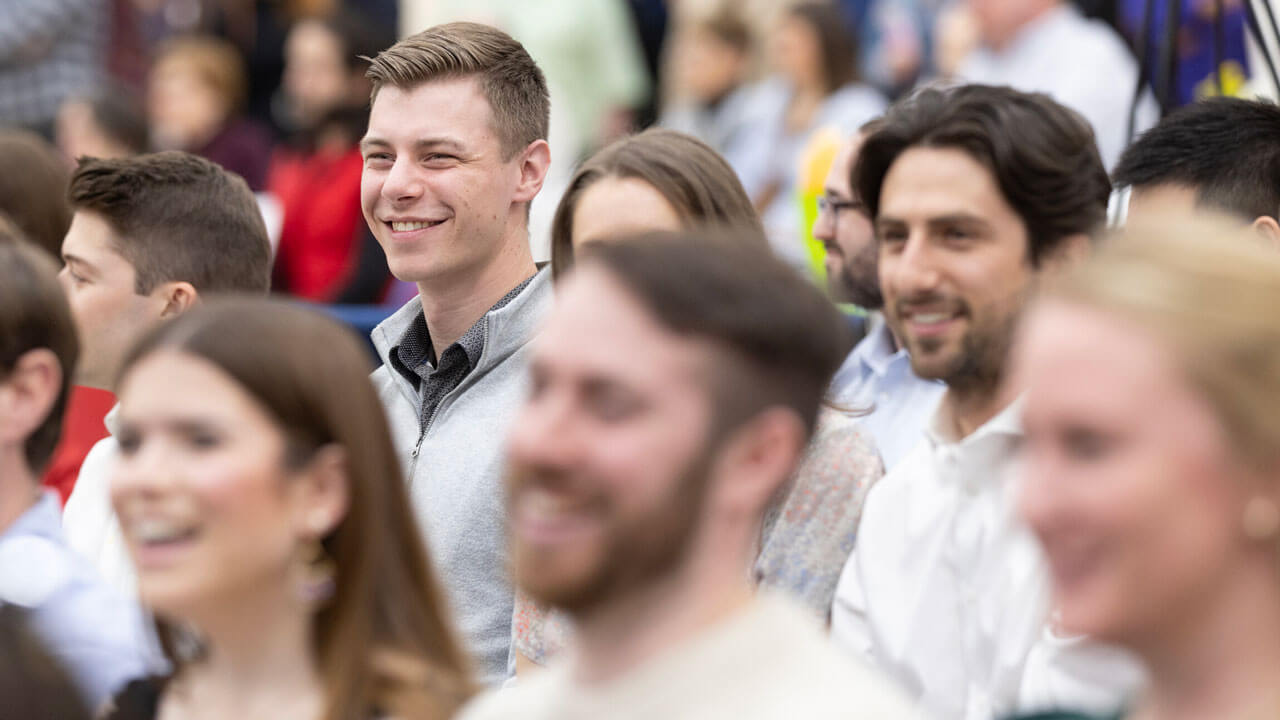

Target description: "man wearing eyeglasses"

left=812, top=121, right=943, bottom=470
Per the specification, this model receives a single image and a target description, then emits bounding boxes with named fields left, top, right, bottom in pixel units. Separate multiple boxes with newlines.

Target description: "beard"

left=508, top=447, right=714, bottom=616
left=891, top=288, right=1026, bottom=399
left=833, top=244, right=884, bottom=310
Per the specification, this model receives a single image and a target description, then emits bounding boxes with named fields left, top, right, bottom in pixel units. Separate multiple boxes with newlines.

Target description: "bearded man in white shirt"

left=830, top=85, right=1144, bottom=720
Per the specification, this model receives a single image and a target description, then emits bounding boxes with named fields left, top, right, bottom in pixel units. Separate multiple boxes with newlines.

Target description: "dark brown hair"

left=0, top=606, right=90, bottom=720
left=68, top=151, right=272, bottom=294
left=0, top=131, right=72, bottom=258
left=120, top=299, right=473, bottom=720
left=0, top=224, right=79, bottom=474
left=365, top=22, right=549, bottom=159
left=550, top=128, right=766, bottom=279
left=578, top=232, right=853, bottom=439
left=786, top=1, right=859, bottom=93
left=856, top=84, right=1109, bottom=266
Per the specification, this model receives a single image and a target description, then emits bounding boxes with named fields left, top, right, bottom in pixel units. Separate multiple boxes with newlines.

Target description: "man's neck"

left=0, top=449, right=40, bottom=536
left=416, top=235, right=536, bottom=356
left=941, top=378, right=1016, bottom=440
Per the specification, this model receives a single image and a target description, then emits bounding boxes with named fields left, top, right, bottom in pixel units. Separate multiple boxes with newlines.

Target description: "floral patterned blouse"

left=511, top=409, right=885, bottom=665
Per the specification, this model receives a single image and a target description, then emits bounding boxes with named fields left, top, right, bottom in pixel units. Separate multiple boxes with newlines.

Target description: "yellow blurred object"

left=797, top=126, right=842, bottom=284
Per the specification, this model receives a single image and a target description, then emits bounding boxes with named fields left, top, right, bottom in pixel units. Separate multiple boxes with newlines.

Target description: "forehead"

left=119, top=350, right=265, bottom=423
left=1125, top=183, right=1201, bottom=224
left=824, top=137, right=861, bottom=195
left=63, top=211, right=128, bottom=262
left=535, top=266, right=710, bottom=391
left=572, top=177, right=683, bottom=246
left=879, top=146, right=1018, bottom=223
left=365, top=76, right=498, bottom=150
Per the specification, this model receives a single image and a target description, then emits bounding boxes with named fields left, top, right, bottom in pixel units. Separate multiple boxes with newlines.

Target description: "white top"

left=61, top=404, right=136, bottom=596
left=830, top=398, right=1143, bottom=720
left=957, top=3, right=1158, bottom=170
left=461, top=593, right=921, bottom=720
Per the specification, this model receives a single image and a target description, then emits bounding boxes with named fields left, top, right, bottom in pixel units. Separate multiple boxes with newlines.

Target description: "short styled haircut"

left=550, top=128, right=766, bottom=278
left=365, top=22, right=549, bottom=159
left=1113, top=97, right=1280, bottom=222
left=578, top=233, right=854, bottom=441
left=0, top=226, right=79, bottom=474
left=856, top=85, right=1110, bottom=266
left=68, top=151, right=272, bottom=294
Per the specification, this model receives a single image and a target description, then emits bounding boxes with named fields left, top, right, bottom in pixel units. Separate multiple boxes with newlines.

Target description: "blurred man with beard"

left=460, top=234, right=917, bottom=720
left=830, top=86, right=1143, bottom=719
left=814, top=119, right=943, bottom=469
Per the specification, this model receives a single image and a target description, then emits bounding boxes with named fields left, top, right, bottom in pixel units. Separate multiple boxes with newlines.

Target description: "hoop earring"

left=297, top=538, right=336, bottom=605
left=1243, top=497, right=1280, bottom=542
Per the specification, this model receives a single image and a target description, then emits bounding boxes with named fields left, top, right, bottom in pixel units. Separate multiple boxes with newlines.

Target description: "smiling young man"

left=460, top=234, right=916, bottom=720
left=829, top=85, right=1143, bottom=719
left=813, top=120, right=943, bottom=470
left=59, top=152, right=273, bottom=593
left=0, top=229, right=149, bottom=709
left=360, top=23, right=552, bottom=684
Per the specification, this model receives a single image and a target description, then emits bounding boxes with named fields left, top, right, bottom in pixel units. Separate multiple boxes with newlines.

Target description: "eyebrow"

left=359, top=136, right=467, bottom=155
left=62, top=253, right=96, bottom=276
left=876, top=213, right=992, bottom=231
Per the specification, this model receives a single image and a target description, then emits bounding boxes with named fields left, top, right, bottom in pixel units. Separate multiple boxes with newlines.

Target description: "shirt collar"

left=104, top=403, right=121, bottom=437
left=926, top=394, right=1024, bottom=448
left=0, top=492, right=61, bottom=543
left=852, top=313, right=905, bottom=377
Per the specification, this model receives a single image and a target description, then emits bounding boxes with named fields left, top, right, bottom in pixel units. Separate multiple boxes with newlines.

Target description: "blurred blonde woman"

left=1013, top=217, right=1280, bottom=720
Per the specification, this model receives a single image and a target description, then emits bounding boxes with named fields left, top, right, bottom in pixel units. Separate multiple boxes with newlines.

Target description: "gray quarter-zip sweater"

left=370, top=269, right=551, bottom=685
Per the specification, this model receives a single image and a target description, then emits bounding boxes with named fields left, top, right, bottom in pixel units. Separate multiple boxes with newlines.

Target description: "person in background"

left=103, top=300, right=473, bottom=720
left=1113, top=96, right=1280, bottom=242
left=658, top=11, right=758, bottom=170
left=361, top=22, right=552, bottom=685
left=147, top=34, right=274, bottom=191
left=953, top=0, right=1157, bottom=169
left=0, top=229, right=149, bottom=709
left=0, top=0, right=106, bottom=137
left=830, top=85, right=1143, bottom=719
left=56, top=83, right=151, bottom=162
left=59, top=152, right=273, bottom=595
left=460, top=235, right=917, bottom=720
left=0, top=132, right=113, bottom=506
left=741, top=1, right=886, bottom=270
left=813, top=121, right=944, bottom=470
left=515, top=128, right=884, bottom=671
left=1013, top=219, right=1280, bottom=720
left=269, top=7, right=391, bottom=303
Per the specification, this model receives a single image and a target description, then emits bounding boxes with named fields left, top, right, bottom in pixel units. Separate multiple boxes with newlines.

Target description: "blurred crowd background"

left=1, top=0, right=1277, bottom=500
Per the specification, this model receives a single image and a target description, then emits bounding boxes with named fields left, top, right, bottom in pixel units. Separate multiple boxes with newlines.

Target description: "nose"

left=813, top=204, right=835, bottom=242
left=882, top=232, right=943, bottom=299
left=1016, top=441, right=1065, bottom=538
left=506, top=388, right=584, bottom=475
left=110, top=436, right=179, bottom=504
left=380, top=155, right=424, bottom=205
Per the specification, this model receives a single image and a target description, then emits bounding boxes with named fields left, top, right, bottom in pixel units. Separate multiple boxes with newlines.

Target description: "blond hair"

left=365, top=22, right=549, bottom=159
left=1049, top=215, right=1280, bottom=469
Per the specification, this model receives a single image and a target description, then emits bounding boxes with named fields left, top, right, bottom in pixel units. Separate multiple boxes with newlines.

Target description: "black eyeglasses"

left=817, top=196, right=864, bottom=217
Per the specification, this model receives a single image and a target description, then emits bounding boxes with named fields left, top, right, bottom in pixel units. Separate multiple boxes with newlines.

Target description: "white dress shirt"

left=829, top=315, right=945, bottom=470
left=957, top=3, right=1158, bottom=170
left=61, top=404, right=135, bottom=596
left=831, top=397, right=1143, bottom=719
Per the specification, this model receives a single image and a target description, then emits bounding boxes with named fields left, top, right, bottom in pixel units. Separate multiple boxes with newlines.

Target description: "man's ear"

left=1251, top=215, right=1280, bottom=249
left=0, top=349, right=62, bottom=450
left=708, top=408, right=806, bottom=522
left=512, top=139, right=552, bottom=206
left=1038, top=232, right=1093, bottom=277
left=155, top=282, right=199, bottom=319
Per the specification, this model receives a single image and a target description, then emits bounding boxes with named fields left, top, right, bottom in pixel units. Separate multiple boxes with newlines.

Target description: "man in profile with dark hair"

left=0, top=229, right=149, bottom=709
left=461, top=233, right=915, bottom=719
left=59, top=151, right=273, bottom=594
left=1114, top=96, right=1280, bottom=243
left=830, top=85, right=1142, bottom=719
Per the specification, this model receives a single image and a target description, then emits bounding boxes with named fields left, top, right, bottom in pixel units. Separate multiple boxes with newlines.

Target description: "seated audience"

left=1113, top=96, right=1280, bottom=242
left=814, top=121, right=944, bottom=470
left=461, top=235, right=917, bottom=719
left=269, top=8, right=391, bottom=303
left=954, top=0, right=1157, bottom=169
left=1014, top=218, right=1280, bottom=720
left=60, top=152, right=273, bottom=595
left=147, top=35, right=274, bottom=191
left=102, top=299, right=473, bottom=719
left=830, top=85, right=1143, bottom=719
left=515, top=128, right=885, bottom=670
left=0, top=230, right=149, bottom=708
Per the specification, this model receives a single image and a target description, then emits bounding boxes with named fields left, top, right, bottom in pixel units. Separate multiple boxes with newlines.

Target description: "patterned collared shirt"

left=389, top=274, right=536, bottom=430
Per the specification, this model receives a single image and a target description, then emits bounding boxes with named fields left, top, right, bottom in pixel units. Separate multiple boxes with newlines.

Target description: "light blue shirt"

left=0, top=493, right=150, bottom=708
left=830, top=315, right=945, bottom=470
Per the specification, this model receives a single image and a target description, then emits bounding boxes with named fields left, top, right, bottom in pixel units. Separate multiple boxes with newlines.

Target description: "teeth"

left=132, top=519, right=193, bottom=543
left=520, top=489, right=582, bottom=520
left=912, top=313, right=950, bottom=323
left=390, top=220, right=439, bottom=232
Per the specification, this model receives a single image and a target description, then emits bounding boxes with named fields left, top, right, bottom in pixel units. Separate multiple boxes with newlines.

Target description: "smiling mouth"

left=388, top=219, right=446, bottom=232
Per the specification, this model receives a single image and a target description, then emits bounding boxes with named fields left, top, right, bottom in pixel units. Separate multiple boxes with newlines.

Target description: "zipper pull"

left=411, top=434, right=424, bottom=458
